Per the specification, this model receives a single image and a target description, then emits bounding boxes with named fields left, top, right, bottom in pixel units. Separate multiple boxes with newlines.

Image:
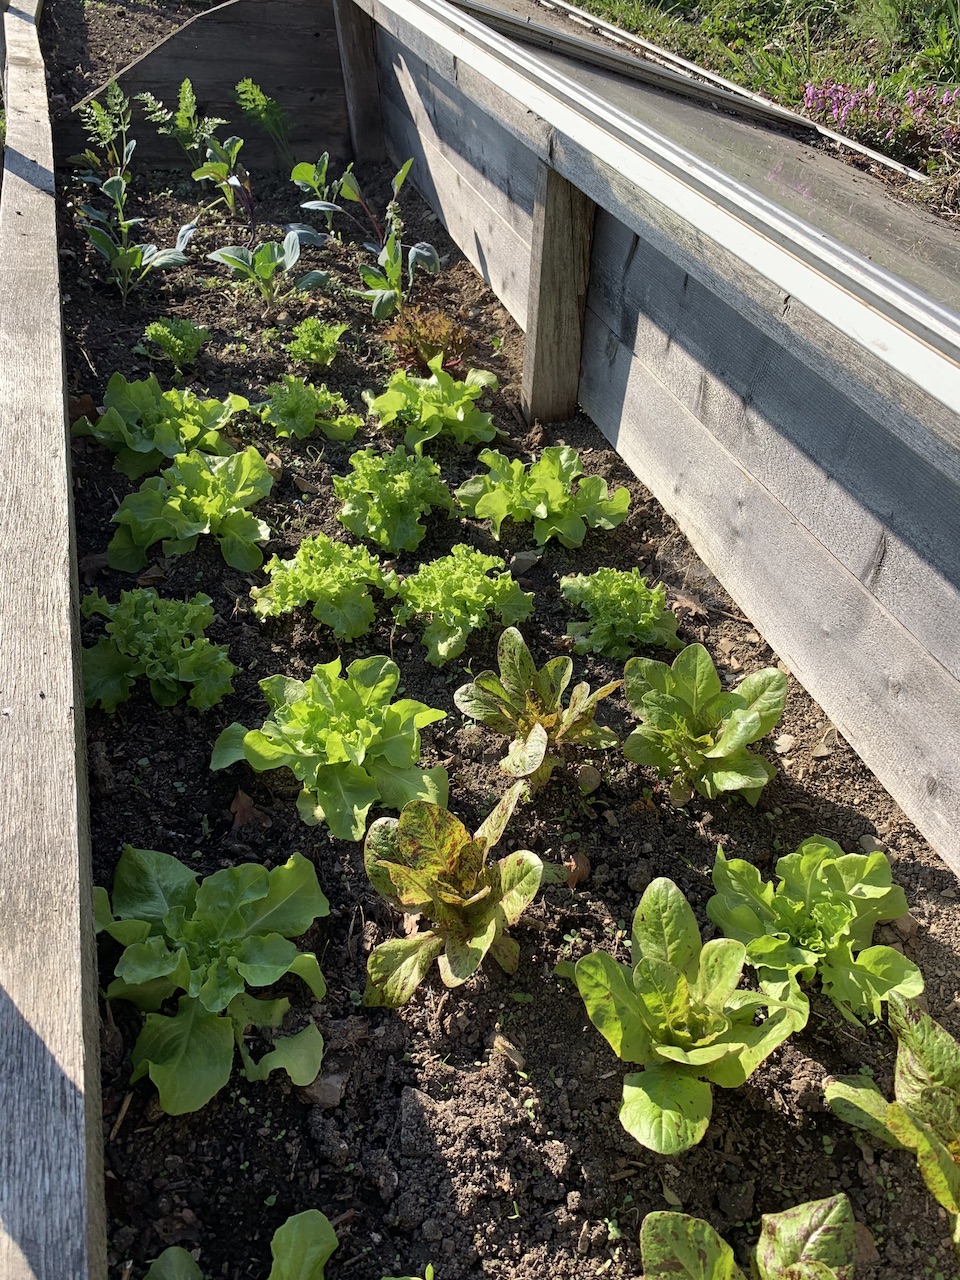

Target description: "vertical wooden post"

left=521, top=160, right=595, bottom=424
left=332, top=0, right=387, bottom=164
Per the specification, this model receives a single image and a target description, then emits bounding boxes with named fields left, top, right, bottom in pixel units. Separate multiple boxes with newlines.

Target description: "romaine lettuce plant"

left=145, top=1210, right=338, bottom=1280
left=624, top=644, right=787, bottom=806
left=107, top=446, right=273, bottom=572
left=211, top=656, right=448, bottom=841
left=455, top=447, right=630, bottom=548
left=208, top=231, right=328, bottom=308
left=365, top=355, right=498, bottom=454
left=559, top=567, right=682, bottom=658
left=251, top=532, right=398, bottom=641
left=392, top=544, right=534, bottom=666
left=826, top=995, right=960, bottom=1258
left=284, top=317, right=349, bottom=368
left=641, top=1194, right=856, bottom=1280
left=257, top=374, right=362, bottom=441
left=142, top=316, right=211, bottom=374
left=96, top=847, right=328, bottom=1114
left=72, top=372, right=244, bottom=479
left=454, top=627, right=620, bottom=792
left=707, top=839, right=923, bottom=1025
left=82, top=588, right=235, bottom=712
left=569, top=877, right=801, bottom=1153
left=333, top=446, right=454, bottom=552
left=363, top=782, right=542, bottom=1006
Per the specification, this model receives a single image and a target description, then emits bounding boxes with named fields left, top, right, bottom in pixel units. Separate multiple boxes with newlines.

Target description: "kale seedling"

left=569, top=876, right=801, bottom=1153
left=623, top=643, right=787, bottom=805
left=82, top=588, right=235, bottom=712
left=107, top=446, right=273, bottom=572
left=284, top=317, right=349, bottom=368
left=256, top=374, right=362, bottom=441
left=560, top=567, right=682, bottom=658
left=363, top=782, right=542, bottom=1006
left=96, top=847, right=328, bottom=1114
left=333, top=446, right=454, bottom=552
left=72, top=372, right=244, bottom=478
left=641, top=1194, right=856, bottom=1279
left=145, top=1210, right=339, bottom=1280
left=136, top=78, right=226, bottom=169
left=211, top=656, right=448, bottom=841
left=707, top=838, right=923, bottom=1024
left=455, top=446, right=630, bottom=548
left=826, top=994, right=960, bottom=1259
left=142, top=317, right=212, bottom=374
left=393, top=544, right=534, bottom=666
left=365, top=355, right=498, bottom=453
left=454, top=626, right=620, bottom=792
left=192, top=133, right=252, bottom=221
left=208, top=230, right=328, bottom=308
left=251, top=532, right=399, bottom=641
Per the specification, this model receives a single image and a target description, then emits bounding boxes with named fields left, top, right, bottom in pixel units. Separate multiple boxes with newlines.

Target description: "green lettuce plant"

left=392, top=544, right=534, bottom=666
left=559, top=567, right=682, bottom=658
left=453, top=627, right=620, bottom=791
left=707, top=839, right=923, bottom=1025
left=142, top=317, right=212, bottom=374
left=365, top=355, right=498, bottom=453
left=108, top=447, right=273, bottom=572
left=257, top=374, right=362, bottom=441
left=82, top=588, right=235, bottom=712
left=333, top=446, right=454, bottom=552
left=363, top=782, right=542, bottom=1006
left=144, top=1211, right=338, bottom=1280
left=72, top=372, right=244, bottom=479
left=96, top=847, right=328, bottom=1114
left=250, top=532, right=399, bottom=641
left=208, top=231, right=328, bottom=308
left=136, top=79, right=226, bottom=169
left=641, top=1194, right=856, bottom=1279
left=826, top=995, right=960, bottom=1258
left=455, top=447, right=630, bottom=548
left=284, top=317, right=349, bottom=367
left=624, top=643, right=787, bottom=806
left=211, top=656, right=448, bottom=841
left=569, top=877, right=801, bottom=1154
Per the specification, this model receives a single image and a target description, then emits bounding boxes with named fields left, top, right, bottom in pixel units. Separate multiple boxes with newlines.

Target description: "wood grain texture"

left=56, top=0, right=350, bottom=171
left=579, top=309, right=960, bottom=875
left=334, top=0, right=387, bottom=162
left=521, top=160, right=594, bottom=422
left=0, top=8, right=106, bottom=1280
left=587, top=210, right=960, bottom=683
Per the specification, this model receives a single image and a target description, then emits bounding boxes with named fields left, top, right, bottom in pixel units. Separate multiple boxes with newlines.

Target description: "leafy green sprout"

left=142, top=316, right=211, bottom=373
left=235, top=77, right=294, bottom=169
left=208, top=230, right=328, bottom=308
left=136, top=78, right=226, bottom=169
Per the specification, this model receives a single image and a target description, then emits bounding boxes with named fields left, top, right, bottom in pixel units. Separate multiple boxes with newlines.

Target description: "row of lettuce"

left=71, top=80, right=960, bottom=1280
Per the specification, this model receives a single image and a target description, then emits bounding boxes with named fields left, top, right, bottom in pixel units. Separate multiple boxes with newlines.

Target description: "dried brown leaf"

left=229, top=788, right=271, bottom=833
left=564, top=848, right=591, bottom=889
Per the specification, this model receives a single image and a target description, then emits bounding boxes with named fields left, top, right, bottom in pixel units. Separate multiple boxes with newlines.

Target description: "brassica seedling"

left=333, top=446, right=454, bottom=552
left=365, top=355, right=498, bottom=453
left=454, top=626, right=619, bottom=792
left=560, top=567, right=682, bottom=658
left=96, top=847, right=329, bottom=1114
left=79, top=175, right=195, bottom=305
left=623, top=643, right=787, bottom=805
left=82, top=588, right=235, bottom=712
left=256, top=374, right=361, bottom=441
left=208, top=230, right=328, bottom=308
left=364, top=783, right=542, bottom=1006
left=145, top=1210, right=339, bottom=1280
left=192, top=133, right=252, bottom=222
left=211, top=656, right=448, bottom=841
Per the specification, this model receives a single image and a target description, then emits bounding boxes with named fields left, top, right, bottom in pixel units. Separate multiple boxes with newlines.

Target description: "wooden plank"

left=587, top=210, right=960, bottom=683
left=333, top=0, right=387, bottom=162
left=0, top=7, right=107, bottom=1280
left=521, top=160, right=594, bottom=422
left=578, top=310, right=960, bottom=874
left=382, top=100, right=531, bottom=325
left=56, top=0, right=350, bottom=171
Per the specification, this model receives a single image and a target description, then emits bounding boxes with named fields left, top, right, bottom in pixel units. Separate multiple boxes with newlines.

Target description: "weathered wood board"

left=55, top=0, right=351, bottom=171
left=0, top=6, right=107, bottom=1280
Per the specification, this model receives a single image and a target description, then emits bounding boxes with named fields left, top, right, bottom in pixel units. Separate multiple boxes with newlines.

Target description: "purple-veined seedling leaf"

left=754, top=1193, right=855, bottom=1280
left=363, top=932, right=445, bottom=1007
left=640, top=1211, right=747, bottom=1280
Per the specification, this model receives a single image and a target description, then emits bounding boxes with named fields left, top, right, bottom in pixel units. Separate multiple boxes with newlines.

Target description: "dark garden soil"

left=40, top=2, right=960, bottom=1279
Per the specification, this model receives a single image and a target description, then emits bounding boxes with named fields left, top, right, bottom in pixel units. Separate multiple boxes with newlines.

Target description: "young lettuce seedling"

left=641, top=1194, right=856, bottom=1279
left=455, top=447, right=630, bottom=548
left=363, top=782, right=542, bottom=1006
left=826, top=994, right=960, bottom=1259
left=569, top=877, right=802, bottom=1154
left=82, top=588, right=235, bottom=712
left=142, top=316, right=212, bottom=375
left=623, top=643, right=787, bottom=806
left=145, top=1210, right=339, bottom=1280
left=211, top=656, right=448, bottom=841
left=96, top=848, right=329, bottom=1114
left=365, top=355, right=498, bottom=454
left=454, top=626, right=620, bottom=792
left=284, top=316, right=349, bottom=368
left=256, top=374, right=362, bottom=441
left=333, top=446, right=455, bottom=553
left=559, top=567, right=682, bottom=658
left=707, top=838, right=923, bottom=1025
